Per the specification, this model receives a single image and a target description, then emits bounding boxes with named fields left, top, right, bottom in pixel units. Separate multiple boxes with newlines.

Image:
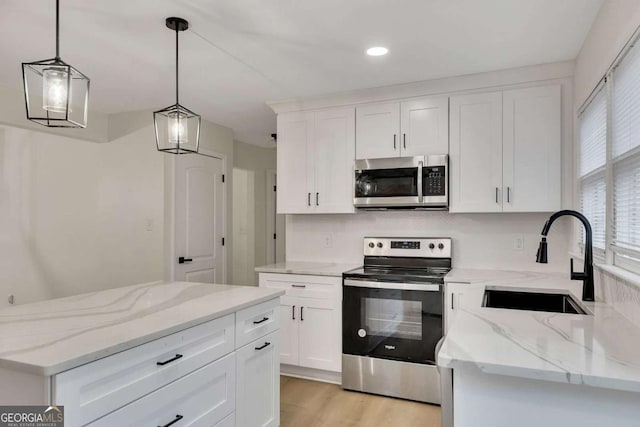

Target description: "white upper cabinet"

left=502, top=85, right=561, bottom=212
left=355, top=103, right=400, bottom=159
left=450, top=92, right=504, bottom=213
left=356, top=97, right=449, bottom=159
left=400, top=97, right=449, bottom=156
left=450, top=85, right=562, bottom=213
left=276, top=107, right=355, bottom=214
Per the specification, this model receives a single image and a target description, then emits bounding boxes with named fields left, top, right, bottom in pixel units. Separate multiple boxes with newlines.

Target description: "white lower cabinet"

left=298, top=297, right=341, bottom=371
left=236, top=331, right=280, bottom=427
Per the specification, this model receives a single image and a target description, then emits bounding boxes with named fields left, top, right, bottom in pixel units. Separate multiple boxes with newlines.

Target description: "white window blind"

left=578, top=88, right=607, bottom=251
left=612, top=42, right=640, bottom=159
left=613, top=156, right=640, bottom=251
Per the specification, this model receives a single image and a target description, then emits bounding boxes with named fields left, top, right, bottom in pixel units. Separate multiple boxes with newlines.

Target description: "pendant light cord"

left=175, top=26, right=179, bottom=105
left=55, top=0, right=60, bottom=60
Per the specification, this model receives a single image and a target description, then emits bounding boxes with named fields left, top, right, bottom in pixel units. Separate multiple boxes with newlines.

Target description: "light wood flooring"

left=280, top=376, right=441, bottom=427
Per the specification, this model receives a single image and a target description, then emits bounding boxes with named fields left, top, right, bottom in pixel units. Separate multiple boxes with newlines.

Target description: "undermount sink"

left=482, top=287, right=590, bottom=315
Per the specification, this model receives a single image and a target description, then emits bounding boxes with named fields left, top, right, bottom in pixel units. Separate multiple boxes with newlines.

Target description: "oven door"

left=354, top=157, right=423, bottom=207
left=342, top=279, right=443, bottom=365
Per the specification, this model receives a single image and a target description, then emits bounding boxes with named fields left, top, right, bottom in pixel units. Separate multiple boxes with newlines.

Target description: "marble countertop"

left=0, top=282, right=284, bottom=376
left=438, top=269, right=640, bottom=393
left=255, top=261, right=361, bottom=277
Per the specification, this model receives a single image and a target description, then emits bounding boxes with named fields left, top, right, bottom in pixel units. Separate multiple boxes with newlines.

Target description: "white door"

left=356, top=102, right=401, bottom=159
left=450, top=92, right=503, bottom=213
left=400, top=97, right=449, bottom=156
left=236, top=331, right=280, bottom=427
left=276, top=112, right=314, bottom=214
left=313, top=107, right=356, bottom=213
left=298, top=298, right=341, bottom=372
left=503, top=85, right=562, bottom=212
left=278, top=296, right=299, bottom=366
left=175, top=153, right=225, bottom=283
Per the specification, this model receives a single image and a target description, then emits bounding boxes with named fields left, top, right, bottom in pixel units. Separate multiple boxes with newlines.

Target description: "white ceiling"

left=0, top=0, right=603, bottom=147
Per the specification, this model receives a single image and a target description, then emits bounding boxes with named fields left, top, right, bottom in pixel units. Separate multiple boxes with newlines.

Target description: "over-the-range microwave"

left=353, top=155, right=448, bottom=209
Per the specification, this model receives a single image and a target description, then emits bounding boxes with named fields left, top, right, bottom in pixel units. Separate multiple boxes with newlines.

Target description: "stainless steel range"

left=341, top=237, right=451, bottom=404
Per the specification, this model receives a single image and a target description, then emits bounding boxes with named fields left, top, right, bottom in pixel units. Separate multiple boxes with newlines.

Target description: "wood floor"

left=280, top=376, right=441, bottom=427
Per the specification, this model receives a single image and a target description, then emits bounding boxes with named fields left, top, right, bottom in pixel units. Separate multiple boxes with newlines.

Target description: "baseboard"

left=281, top=364, right=341, bottom=385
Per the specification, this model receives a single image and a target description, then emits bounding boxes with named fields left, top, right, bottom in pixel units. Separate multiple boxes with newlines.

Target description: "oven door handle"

left=343, top=279, right=440, bottom=292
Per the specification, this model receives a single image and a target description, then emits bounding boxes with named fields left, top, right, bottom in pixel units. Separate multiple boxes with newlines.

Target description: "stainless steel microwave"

left=353, top=155, right=448, bottom=209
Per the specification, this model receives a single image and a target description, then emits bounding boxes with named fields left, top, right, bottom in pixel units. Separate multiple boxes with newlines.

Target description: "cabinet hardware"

left=403, top=133, right=406, bottom=149
left=178, top=257, right=192, bottom=264
left=255, top=342, right=271, bottom=351
left=308, top=193, right=311, bottom=206
left=158, top=414, right=183, bottom=427
left=495, top=187, right=499, bottom=204
left=253, top=317, right=269, bottom=325
left=393, top=134, right=397, bottom=150
left=292, top=305, right=296, bottom=320
left=301, top=306, right=304, bottom=321
left=157, top=354, right=183, bottom=366
left=291, top=284, right=306, bottom=288
left=507, top=187, right=511, bottom=203
left=451, top=293, right=454, bottom=310
left=316, top=192, right=319, bottom=206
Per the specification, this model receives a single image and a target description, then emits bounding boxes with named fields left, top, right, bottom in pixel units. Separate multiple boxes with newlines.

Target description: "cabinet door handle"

left=451, top=293, right=455, bottom=310
left=178, top=257, right=192, bottom=264
left=495, top=187, right=499, bottom=204
left=158, top=414, right=183, bottom=427
left=403, top=133, right=406, bottom=149
left=308, top=193, right=311, bottom=206
left=507, top=187, right=511, bottom=203
left=291, top=284, right=306, bottom=288
left=253, top=317, right=269, bottom=325
left=393, top=134, right=397, bottom=150
left=157, top=354, right=183, bottom=366
left=255, top=342, right=271, bottom=351
left=292, top=305, right=296, bottom=320
left=316, top=192, right=319, bottom=206
left=301, top=306, right=304, bottom=321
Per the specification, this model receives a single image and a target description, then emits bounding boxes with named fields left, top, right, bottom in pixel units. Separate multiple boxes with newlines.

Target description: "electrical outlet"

left=7, top=294, right=14, bottom=305
left=514, top=236, right=524, bottom=251
left=323, top=234, right=333, bottom=248
left=145, top=218, right=154, bottom=232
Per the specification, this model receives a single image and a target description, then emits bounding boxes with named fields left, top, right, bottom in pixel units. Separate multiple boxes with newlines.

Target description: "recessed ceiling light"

left=366, top=46, right=388, bottom=57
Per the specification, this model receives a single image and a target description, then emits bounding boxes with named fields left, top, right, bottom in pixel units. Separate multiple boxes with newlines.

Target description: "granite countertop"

left=438, top=269, right=640, bottom=393
left=255, top=261, right=361, bottom=277
left=0, top=282, right=284, bottom=376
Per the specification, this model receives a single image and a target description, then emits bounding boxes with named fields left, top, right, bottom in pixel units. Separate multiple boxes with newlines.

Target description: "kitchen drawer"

left=235, top=298, right=279, bottom=348
left=54, top=314, right=234, bottom=426
left=88, top=352, right=235, bottom=427
left=259, top=273, right=341, bottom=299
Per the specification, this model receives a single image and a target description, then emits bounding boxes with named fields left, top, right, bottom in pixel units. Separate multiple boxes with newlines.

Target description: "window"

left=578, top=30, right=640, bottom=275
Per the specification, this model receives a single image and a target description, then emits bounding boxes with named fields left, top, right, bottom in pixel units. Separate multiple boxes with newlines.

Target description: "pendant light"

left=154, top=17, right=201, bottom=155
left=22, top=0, right=90, bottom=128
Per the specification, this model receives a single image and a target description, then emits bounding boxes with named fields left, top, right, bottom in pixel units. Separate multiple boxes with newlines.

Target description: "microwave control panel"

left=423, top=166, right=446, bottom=196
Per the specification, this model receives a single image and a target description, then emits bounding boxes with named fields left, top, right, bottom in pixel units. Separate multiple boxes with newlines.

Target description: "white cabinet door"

left=450, top=92, right=503, bottom=213
left=444, top=283, right=468, bottom=333
left=502, top=85, right=561, bottom=212
left=313, top=107, right=356, bottom=213
left=400, top=97, right=449, bottom=156
left=356, top=102, right=401, bottom=159
left=277, top=112, right=314, bottom=214
left=278, top=295, right=299, bottom=366
left=236, top=331, right=280, bottom=427
left=298, top=298, right=341, bottom=372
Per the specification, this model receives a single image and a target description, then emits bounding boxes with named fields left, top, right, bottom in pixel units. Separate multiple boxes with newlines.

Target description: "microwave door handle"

left=417, top=160, right=424, bottom=203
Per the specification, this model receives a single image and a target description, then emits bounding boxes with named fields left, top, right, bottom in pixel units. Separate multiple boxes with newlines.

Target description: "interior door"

left=298, top=298, right=341, bottom=372
left=502, top=85, right=561, bottom=212
left=449, top=92, right=503, bottom=213
left=400, top=97, right=449, bottom=156
left=313, top=107, right=356, bottom=213
left=356, top=102, right=401, bottom=159
left=175, top=154, right=225, bottom=283
left=278, top=296, right=299, bottom=366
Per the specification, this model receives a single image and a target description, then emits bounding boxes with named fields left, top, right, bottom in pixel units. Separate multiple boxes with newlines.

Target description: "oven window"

left=355, top=168, right=418, bottom=198
left=364, top=298, right=422, bottom=340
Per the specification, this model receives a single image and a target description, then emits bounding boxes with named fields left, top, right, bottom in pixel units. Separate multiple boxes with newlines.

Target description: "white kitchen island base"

left=454, top=366, right=640, bottom=427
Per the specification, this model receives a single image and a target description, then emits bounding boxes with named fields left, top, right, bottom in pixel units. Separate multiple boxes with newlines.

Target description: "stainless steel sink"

left=482, top=287, right=590, bottom=315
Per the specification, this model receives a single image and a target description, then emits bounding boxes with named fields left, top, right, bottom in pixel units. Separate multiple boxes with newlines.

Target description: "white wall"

left=232, top=168, right=255, bottom=285
left=0, top=125, right=165, bottom=307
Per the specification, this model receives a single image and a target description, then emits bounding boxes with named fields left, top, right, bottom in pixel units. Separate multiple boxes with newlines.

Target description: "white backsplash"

left=286, top=210, right=571, bottom=273
left=596, top=267, right=640, bottom=327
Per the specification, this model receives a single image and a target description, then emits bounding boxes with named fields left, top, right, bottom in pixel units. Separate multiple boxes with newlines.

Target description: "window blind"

left=581, top=175, right=607, bottom=250
left=613, top=155, right=640, bottom=251
left=612, top=41, right=640, bottom=159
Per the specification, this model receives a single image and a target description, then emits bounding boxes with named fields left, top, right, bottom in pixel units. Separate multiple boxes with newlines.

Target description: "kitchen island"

left=439, top=270, right=640, bottom=427
left=0, top=281, right=284, bottom=427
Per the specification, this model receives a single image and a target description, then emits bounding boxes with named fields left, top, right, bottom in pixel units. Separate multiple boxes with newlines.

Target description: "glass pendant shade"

left=154, top=104, right=201, bottom=154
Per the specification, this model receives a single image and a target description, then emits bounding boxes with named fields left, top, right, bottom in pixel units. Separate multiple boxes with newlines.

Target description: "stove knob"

left=368, top=242, right=375, bottom=248
left=377, top=242, right=383, bottom=248
left=429, top=243, right=435, bottom=249
left=438, top=243, right=445, bottom=250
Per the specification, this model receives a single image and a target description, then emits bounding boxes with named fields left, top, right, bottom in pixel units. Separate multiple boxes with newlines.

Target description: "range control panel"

left=364, top=237, right=452, bottom=258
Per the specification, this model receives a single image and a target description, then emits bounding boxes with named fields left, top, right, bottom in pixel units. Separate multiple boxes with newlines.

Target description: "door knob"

left=178, top=257, right=192, bottom=264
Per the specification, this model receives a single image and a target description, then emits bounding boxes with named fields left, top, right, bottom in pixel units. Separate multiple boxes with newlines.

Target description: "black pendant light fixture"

left=22, top=0, right=90, bottom=128
left=154, top=17, right=201, bottom=155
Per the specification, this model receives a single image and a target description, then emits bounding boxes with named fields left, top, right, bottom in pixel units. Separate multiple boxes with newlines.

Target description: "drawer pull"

left=291, top=284, right=306, bottom=288
left=255, top=342, right=271, bottom=351
left=253, top=317, right=269, bottom=325
left=157, top=354, right=183, bottom=366
left=301, top=306, right=304, bottom=321
left=292, top=305, right=296, bottom=320
left=158, top=414, right=183, bottom=427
